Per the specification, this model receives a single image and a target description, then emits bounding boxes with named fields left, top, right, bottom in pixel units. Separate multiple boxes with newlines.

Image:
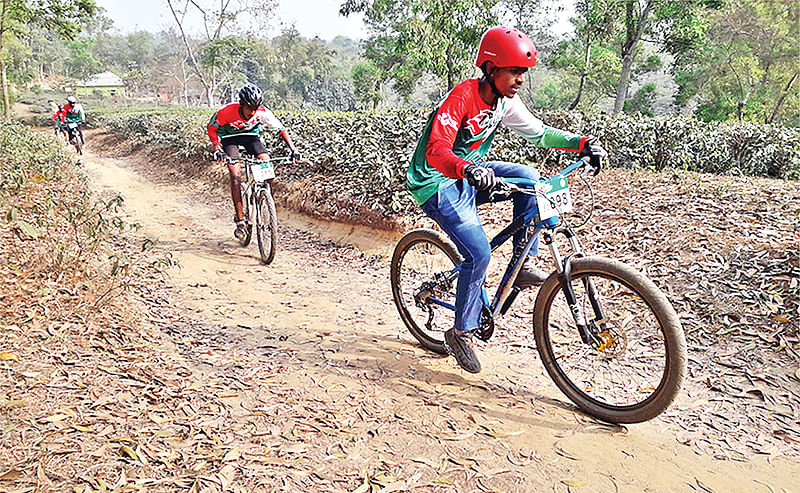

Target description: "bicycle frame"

left=429, top=159, right=606, bottom=344
left=230, top=155, right=291, bottom=220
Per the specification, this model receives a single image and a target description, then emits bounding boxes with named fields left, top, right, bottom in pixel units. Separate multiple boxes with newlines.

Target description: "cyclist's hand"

left=290, top=150, right=302, bottom=164
left=579, top=136, right=607, bottom=175
left=214, top=150, right=227, bottom=162
left=464, top=164, right=498, bottom=191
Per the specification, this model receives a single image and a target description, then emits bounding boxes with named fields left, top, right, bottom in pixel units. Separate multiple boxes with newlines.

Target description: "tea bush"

left=86, top=107, right=800, bottom=227
left=1, top=122, right=174, bottom=292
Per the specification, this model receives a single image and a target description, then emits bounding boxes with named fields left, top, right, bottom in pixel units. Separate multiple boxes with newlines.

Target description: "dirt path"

left=77, top=137, right=797, bottom=492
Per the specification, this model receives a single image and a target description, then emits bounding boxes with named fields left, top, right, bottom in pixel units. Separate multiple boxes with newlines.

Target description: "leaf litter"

left=2, top=141, right=799, bottom=491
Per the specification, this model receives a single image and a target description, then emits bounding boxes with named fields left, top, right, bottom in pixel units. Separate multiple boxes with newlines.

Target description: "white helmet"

left=66, top=96, right=77, bottom=104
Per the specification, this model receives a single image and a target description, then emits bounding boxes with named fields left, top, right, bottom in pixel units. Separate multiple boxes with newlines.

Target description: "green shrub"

left=0, top=121, right=73, bottom=192
left=85, top=107, right=800, bottom=224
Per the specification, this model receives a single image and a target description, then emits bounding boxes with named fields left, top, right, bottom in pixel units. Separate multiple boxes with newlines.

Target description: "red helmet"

left=475, top=26, right=537, bottom=69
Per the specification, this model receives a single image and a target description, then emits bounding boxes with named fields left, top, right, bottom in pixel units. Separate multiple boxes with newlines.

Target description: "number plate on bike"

left=251, top=161, right=275, bottom=182
left=536, top=176, right=572, bottom=219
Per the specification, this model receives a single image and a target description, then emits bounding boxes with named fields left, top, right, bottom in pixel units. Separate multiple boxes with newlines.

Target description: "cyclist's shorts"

left=221, top=135, right=267, bottom=158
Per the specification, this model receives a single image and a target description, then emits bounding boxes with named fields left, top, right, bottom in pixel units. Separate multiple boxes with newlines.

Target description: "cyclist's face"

left=492, top=66, right=527, bottom=98
left=241, top=104, right=258, bottom=119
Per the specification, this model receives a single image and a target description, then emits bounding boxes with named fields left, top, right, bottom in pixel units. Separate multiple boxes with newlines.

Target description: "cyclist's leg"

left=478, top=161, right=541, bottom=255
left=222, top=141, right=245, bottom=220
left=243, top=136, right=269, bottom=161
left=421, top=179, right=490, bottom=332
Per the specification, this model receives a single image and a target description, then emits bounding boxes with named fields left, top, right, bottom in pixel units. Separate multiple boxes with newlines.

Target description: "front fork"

left=542, top=227, right=606, bottom=347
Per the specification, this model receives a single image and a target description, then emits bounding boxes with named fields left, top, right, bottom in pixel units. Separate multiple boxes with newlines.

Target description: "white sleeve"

left=256, top=108, right=285, bottom=132
left=501, top=96, right=547, bottom=145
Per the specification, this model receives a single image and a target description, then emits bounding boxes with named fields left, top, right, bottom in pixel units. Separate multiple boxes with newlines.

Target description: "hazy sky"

left=98, top=0, right=368, bottom=40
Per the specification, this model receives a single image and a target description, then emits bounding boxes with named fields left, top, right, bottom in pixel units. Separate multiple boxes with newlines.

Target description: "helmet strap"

left=480, top=66, right=502, bottom=110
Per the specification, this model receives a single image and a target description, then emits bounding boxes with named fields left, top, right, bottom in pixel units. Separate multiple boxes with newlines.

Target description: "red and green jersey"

left=406, top=78, right=588, bottom=205
left=62, top=102, right=85, bottom=124
left=206, top=103, right=285, bottom=146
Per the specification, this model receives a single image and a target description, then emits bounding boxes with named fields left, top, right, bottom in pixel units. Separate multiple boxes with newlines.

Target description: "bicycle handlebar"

left=219, top=155, right=294, bottom=165
left=491, top=157, right=592, bottom=197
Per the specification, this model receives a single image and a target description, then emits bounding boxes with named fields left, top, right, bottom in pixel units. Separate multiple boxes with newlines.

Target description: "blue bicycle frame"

left=426, top=159, right=590, bottom=323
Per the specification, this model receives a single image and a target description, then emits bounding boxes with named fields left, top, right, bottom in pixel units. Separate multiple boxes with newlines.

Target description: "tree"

left=352, top=61, right=382, bottom=109
left=554, top=0, right=617, bottom=110
left=547, top=40, right=619, bottom=109
left=674, top=0, right=799, bottom=124
left=610, top=0, right=719, bottom=113
left=501, top=0, right=561, bottom=51
left=623, top=82, right=657, bottom=115
left=165, top=0, right=277, bottom=106
left=0, top=0, right=96, bottom=119
left=64, top=37, right=99, bottom=78
left=341, top=0, right=498, bottom=98
left=259, top=28, right=339, bottom=108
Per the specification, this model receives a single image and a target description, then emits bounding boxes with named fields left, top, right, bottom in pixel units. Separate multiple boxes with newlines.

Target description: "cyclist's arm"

left=257, top=107, right=299, bottom=154
left=77, top=105, right=86, bottom=122
left=206, top=111, right=223, bottom=149
left=425, top=95, right=472, bottom=179
left=502, top=96, right=586, bottom=152
left=278, top=129, right=297, bottom=153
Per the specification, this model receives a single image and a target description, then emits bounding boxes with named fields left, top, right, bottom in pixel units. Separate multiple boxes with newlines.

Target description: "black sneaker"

left=444, top=328, right=481, bottom=373
left=233, top=220, right=247, bottom=240
left=514, top=263, right=548, bottom=287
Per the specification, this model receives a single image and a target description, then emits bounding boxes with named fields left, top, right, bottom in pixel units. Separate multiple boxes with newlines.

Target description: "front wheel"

left=256, top=184, right=277, bottom=265
left=390, top=229, right=462, bottom=354
left=74, top=133, right=83, bottom=155
left=238, top=183, right=253, bottom=247
left=533, top=256, right=686, bottom=423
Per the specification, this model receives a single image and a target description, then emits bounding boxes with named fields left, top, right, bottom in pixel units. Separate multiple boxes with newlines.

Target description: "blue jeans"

left=420, top=161, right=541, bottom=332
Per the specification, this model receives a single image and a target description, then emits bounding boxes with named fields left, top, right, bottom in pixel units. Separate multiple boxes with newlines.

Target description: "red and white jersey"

left=207, top=103, right=284, bottom=146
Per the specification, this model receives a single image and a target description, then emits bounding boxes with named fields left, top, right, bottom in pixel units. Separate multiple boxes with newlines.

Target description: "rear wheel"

left=256, top=184, right=277, bottom=265
left=533, top=256, right=686, bottom=423
left=390, top=229, right=462, bottom=354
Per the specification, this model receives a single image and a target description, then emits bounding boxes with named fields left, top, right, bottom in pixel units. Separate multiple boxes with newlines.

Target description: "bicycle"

left=390, top=159, right=687, bottom=423
left=223, top=153, right=291, bottom=264
left=64, top=122, right=84, bottom=155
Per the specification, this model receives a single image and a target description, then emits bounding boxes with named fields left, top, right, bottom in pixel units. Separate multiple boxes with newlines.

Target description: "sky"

left=98, top=0, right=574, bottom=41
left=98, top=0, right=368, bottom=40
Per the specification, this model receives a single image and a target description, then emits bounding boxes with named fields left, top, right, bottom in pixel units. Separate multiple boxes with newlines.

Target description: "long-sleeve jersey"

left=406, top=78, right=587, bottom=205
left=206, top=103, right=285, bottom=147
left=62, top=102, right=85, bottom=123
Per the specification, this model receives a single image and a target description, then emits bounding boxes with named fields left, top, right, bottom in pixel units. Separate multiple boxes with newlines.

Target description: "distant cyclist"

left=62, top=96, right=86, bottom=144
left=49, top=101, right=65, bottom=140
left=405, top=26, right=607, bottom=374
left=207, top=83, right=301, bottom=240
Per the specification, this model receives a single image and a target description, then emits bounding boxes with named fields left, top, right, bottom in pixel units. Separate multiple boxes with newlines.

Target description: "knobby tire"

left=390, top=229, right=462, bottom=354
left=256, top=184, right=277, bottom=265
left=533, top=256, right=687, bottom=423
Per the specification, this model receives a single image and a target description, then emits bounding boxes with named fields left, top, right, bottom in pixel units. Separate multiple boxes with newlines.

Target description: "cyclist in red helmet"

left=406, top=26, right=607, bottom=374
left=208, top=83, right=301, bottom=240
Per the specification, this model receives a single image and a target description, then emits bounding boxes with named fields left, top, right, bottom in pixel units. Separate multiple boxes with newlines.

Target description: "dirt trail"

left=78, top=136, right=797, bottom=492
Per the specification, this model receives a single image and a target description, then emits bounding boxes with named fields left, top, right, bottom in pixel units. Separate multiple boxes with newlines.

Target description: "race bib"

left=535, top=176, right=572, bottom=220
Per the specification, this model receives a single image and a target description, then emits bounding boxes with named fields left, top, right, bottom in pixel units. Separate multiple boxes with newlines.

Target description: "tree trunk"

left=614, top=53, right=635, bottom=113
left=736, top=86, right=754, bottom=123
left=0, top=59, right=10, bottom=121
left=767, top=72, right=797, bottom=124
left=612, top=0, right=654, bottom=114
left=0, top=0, right=7, bottom=121
left=166, top=0, right=214, bottom=106
left=446, top=41, right=454, bottom=91
left=568, top=32, right=592, bottom=110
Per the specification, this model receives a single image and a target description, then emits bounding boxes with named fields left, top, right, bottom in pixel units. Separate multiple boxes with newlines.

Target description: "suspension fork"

left=542, top=227, right=605, bottom=346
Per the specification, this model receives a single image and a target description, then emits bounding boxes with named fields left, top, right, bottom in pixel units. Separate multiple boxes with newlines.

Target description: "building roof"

left=79, top=71, right=126, bottom=87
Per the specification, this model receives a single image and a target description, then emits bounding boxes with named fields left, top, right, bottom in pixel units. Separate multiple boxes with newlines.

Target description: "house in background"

left=75, top=71, right=127, bottom=97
